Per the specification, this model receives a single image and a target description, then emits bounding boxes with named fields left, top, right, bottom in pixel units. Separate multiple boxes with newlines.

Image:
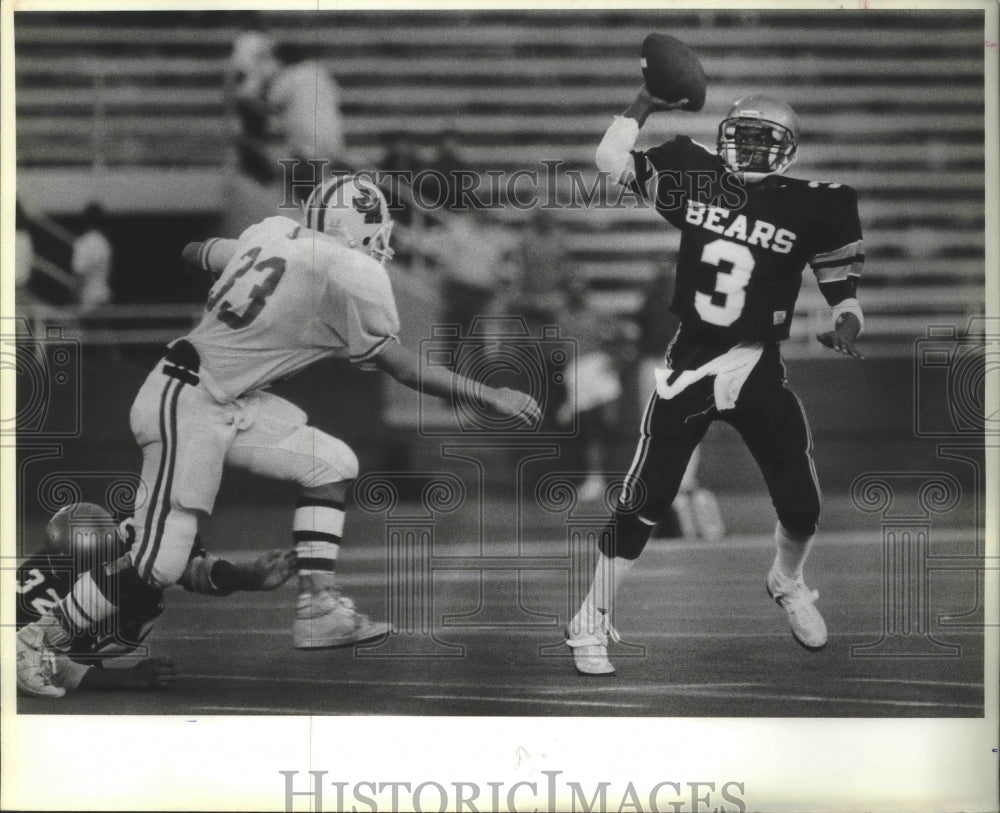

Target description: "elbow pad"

left=181, top=241, right=203, bottom=270
left=595, top=116, right=640, bottom=183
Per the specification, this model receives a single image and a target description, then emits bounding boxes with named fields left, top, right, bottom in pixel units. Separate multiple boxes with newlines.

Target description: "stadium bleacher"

left=14, top=9, right=987, bottom=351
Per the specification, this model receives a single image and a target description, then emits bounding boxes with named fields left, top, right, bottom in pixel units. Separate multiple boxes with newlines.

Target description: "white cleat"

left=766, top=569, right=828, bottom=651
left=566, top=610, right=621, bottom=676
left=16, top=623, right=66, bottom=698
left=293, top=589, right=391, bottom=650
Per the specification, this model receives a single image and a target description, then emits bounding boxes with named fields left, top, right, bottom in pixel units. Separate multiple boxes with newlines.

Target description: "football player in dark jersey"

left=17, top=502, right=294, bottom=696
left=565, top=88, right=864, bottom=675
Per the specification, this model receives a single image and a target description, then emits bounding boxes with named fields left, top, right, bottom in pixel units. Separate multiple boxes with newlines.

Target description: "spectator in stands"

left=226, top=29, right=347, bottom=199
left=227, top=21, right=279, bottom=185
left=556, top=277, right=627, bottom=502
left=507, top=208, right=572, bottom=334
left=72, top=203, right=113, bottom=312
left=270, top=42, right=348, bottom=202
left=380, top=130, right=425, bottom=227
left=422, top=130, right=470, bottom=213
left=416, top=209, right=518, bottom=341
left=14, top=199, right=35, bottom=314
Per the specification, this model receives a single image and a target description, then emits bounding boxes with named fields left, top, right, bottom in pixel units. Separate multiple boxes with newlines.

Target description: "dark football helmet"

left=45, top=502, right=124, bottom=572
left=717, top=94, right=799, bottom=182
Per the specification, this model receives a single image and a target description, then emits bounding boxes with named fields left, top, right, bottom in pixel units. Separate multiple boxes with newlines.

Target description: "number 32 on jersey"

left=694, top=238, right=755, bottom=327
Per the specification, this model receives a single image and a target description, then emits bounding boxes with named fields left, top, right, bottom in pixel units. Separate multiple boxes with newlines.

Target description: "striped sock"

left=293, top=497, right=345, bottom=582
left=51, top=572, right=119, bottom=647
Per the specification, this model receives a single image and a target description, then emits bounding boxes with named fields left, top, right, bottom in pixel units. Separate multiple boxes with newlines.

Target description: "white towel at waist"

left=653, top=342, right=765, bottom=411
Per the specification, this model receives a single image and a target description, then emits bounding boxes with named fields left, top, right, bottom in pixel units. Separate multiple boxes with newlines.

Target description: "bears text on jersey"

left=683, top=200, right=796, bottom=254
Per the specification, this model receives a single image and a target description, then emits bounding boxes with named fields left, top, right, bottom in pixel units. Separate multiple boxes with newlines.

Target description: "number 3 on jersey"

left=694, top=239, right=755, bottom=327
left=206, top=247, right=286, bottom=329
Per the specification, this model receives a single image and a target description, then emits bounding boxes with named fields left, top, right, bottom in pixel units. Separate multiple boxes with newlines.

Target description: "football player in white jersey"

left=18, top=176, right=541, bottom=697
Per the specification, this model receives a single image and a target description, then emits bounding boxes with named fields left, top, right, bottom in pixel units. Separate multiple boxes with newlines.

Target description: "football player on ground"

left=18, top=176, right=540, bottom=697
left=17, top=502, right=293, bottom=696
left=565, top=88, right=864, bottom=675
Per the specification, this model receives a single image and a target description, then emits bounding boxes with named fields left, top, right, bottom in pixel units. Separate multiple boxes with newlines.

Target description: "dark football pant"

left=604, top=345, right=821, bottom=560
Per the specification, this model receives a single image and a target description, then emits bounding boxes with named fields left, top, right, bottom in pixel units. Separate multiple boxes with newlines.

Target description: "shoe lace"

left=782, top=581, right=820, bottom=611
left=332, top=592, right=358, bottom=613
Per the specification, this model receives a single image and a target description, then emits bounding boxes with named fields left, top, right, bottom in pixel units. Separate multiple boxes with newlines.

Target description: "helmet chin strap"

left=730, top=151, right=797, bottom=184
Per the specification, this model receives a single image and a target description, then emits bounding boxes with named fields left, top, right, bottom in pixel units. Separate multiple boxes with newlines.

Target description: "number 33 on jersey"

left=185, top=216, right=401, bottom=402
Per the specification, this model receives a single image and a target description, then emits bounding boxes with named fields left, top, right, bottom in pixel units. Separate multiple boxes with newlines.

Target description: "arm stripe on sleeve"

left=809, top=240, right=864, bottom=267
left=810, top=254, right=865, bottom=271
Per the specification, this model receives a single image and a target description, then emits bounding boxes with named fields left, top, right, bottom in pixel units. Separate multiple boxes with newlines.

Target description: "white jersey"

left=184, top=216, right=399, bottom=402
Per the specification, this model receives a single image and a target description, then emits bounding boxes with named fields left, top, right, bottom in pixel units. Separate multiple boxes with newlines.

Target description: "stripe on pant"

left=134, top=378, right=176, bottom=571
left=143, top=379, right=184, bottom=580
left=134, top=376, right=183, bottom=581
left=792, top=390, right=822, bottom=504
left=621, top=390, right=657, bottom=509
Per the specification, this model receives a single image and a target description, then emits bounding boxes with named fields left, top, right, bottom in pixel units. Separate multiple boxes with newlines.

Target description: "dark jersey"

left=632, top=136, right=864, bottom=358
left=16, top=552, right=163, bottom=660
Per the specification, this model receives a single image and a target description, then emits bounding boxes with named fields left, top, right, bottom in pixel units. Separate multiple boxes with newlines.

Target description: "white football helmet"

left=304, top=175, right=394, bottom=265
left=717, top=94, right=799, bottom=183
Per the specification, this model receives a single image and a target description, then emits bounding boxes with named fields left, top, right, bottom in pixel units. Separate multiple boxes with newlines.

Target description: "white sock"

left=773, top=522, right=814, bottom=580
left=572, top=553, right=635, bottom=632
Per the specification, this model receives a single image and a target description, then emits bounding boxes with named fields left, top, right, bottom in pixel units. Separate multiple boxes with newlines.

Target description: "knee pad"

left=301, top=429, right=358, bottom=486
left=618, top=472, right=672, bottom=528
left=598, top=511, right=654, bottom=560
left=129, top=508, right=200, bottom=588
left=777, top=511, right=819, bottom=539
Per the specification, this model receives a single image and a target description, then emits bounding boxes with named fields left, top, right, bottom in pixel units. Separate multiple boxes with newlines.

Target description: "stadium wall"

left=16, top=348, right=980, bottom=529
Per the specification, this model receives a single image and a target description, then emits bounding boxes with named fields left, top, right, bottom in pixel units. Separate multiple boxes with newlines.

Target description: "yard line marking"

left=674, top=688, right=982, bottom=711
left=411, top=695, right=646, bottom=709
left=154, top=628, right=986, bottom=640
left=183, top=675, right=981, bottom=712
left=181, top=674, right=981, bottom=711
left=844, top=677, right=984, bottom=689
left=192, top=705, right=321, bottom=715
left=198, top=528, right=981, bottom=564
left=183, top=673, right=768, bottom=694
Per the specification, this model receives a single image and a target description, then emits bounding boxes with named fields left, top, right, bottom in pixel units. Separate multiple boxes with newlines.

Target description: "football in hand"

left=640, top=33, right=707, bottom=112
